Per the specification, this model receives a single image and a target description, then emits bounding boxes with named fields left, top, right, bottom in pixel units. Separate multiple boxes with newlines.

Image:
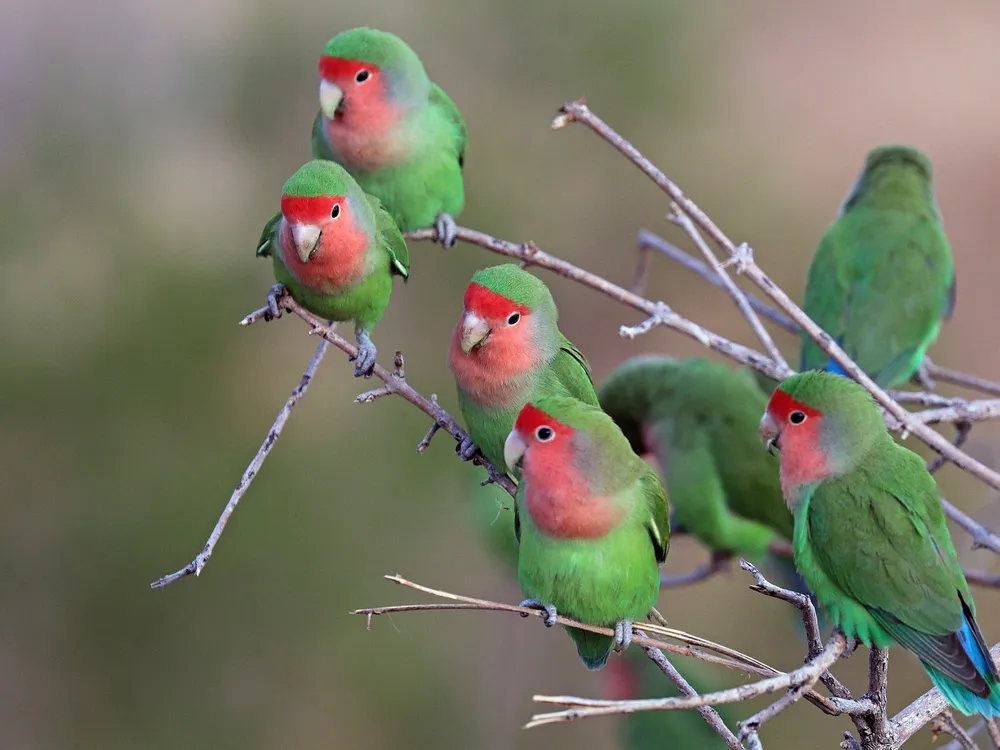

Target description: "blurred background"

left=3, top=0, right=1000, bottom=747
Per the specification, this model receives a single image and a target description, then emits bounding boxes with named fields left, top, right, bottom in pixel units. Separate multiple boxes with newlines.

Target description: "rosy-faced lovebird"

left=256, top=160, right=409, bottom=378
left=312, top=27, right=467, bottom=248
left=504, top=397, right=669, bottom=670
left=760, top=371, right=1000, bottom=716
left=598, top=356, right=792, bottom=560
left=799, top=145, right=956, bottom=388
left=447, top=264, right=598, bottom=478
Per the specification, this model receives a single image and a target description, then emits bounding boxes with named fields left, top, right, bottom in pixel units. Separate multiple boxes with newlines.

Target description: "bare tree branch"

left=150, top=333, right=333, bottom=589
left=639, top=637, right=745, bottom=749
left=659, top=552, right=731, bottom=589
left=932, top=710, right=981, bottom=750
left=525, top=632, right=848, bottom=729
left=352, top=573, right=837, bottom=713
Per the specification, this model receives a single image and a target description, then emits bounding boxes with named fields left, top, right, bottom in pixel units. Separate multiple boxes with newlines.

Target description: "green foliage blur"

left=3, top=0, right=1000, bottom=747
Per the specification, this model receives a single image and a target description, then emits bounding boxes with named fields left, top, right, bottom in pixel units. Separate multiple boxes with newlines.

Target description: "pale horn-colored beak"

left=758, top=411, right=781, bottom=456
left=319, top=80, right=344, bottom=119
left=291, top=224, right=321, bottom=264
left=459, top=312, right=490, bottom=354
left=504, top=430, right=528, bottom=471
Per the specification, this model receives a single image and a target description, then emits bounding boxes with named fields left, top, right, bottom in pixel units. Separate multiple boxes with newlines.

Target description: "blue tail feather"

left=924, top=614, right=1000, bottom=717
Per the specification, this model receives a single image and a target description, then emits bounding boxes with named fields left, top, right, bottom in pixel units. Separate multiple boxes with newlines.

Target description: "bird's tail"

left=924, top=613, right=1000, bottom=717
left=569, top=627, right=614, bottom=671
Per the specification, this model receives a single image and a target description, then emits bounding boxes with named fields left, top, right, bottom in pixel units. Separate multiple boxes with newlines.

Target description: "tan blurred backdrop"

left=3, top=0, right=1000, bottom=748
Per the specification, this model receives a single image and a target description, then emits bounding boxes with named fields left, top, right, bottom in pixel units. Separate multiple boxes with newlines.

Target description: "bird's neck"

left=523, top=456, right=623, bottom=540
left=278, top=220, right=371, bottom=292
left=449, top=331, right=547, bottom=409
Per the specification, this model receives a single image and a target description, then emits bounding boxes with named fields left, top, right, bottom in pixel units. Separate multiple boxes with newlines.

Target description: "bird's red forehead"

left=514, top=403, right=572, bottom=438
left=767, top=388, right=824, bottom=421
left=319, top=56, right=381, bottom=81
left=280, top=195, right=344, bottom=224
left=463, top=282, right=530, bottom=319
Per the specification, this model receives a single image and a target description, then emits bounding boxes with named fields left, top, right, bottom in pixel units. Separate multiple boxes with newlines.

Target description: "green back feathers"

left=323, top=28, right=430, bottom=102
left=471, top=264, right=554, bottom=312
left=366, top=192, right=410, bottom=279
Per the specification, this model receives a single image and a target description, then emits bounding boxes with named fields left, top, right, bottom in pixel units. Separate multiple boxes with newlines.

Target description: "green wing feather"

left=801, top=210, right=954, bottom=387
left=429, top=83, right=467, bottom=171
left=255, top=211, right=282, bottom=258
left=367, top=193, right=410, bottom=280
left=553, top=333, right=599, bottom=406
left=639, top=464, right=670, bottom=564
left=807, top=445, right=986, bottom=687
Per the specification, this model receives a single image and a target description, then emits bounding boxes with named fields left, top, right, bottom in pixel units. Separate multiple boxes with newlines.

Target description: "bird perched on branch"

left=448, top=264, right=598, bottom=480
left=799, top=145, right=955, bottom=388
left=505, top=397, right=669, bottom=670
left=760, top=371, right=1000, bottom=717
left=256, top=160, right=409, bottom=378
left=312, top=27, right=467, bottom=248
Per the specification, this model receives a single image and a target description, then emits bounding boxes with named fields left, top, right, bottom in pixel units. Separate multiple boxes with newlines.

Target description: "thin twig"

left=660, top=553, right=731, bottom=589
left=942, top=720, right=988, bottom=750
left=353, top=574, right=836, bottom=713
left=150, top=333, right=332, bottom=589
left=640, top=638, right=744, bottom=750
left=525, top=632, right=848, bottom=728
left=668, top=205, right=790, bottom=375
left=987, top=718, right=1000, bottom=749
left=933, top=710, right=980, bottom=750
left=928, top=422, right=973, bottom=474
left=926, top=360, right=1000, bottom=398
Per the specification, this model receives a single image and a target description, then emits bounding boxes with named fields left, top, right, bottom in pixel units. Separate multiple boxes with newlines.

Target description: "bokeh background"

left=4, top=0, right=1000, bottom=747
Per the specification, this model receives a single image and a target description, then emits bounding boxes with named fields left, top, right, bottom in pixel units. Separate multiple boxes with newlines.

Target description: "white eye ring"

left=355, top=70, right=371, bottom=84
left=535, top=426, right=555, bottom=442
left=507, top=312, right=520, bottom=326
left=331, top=204, right=341, bottom=219
left=789, top=410, right=807, bottom=425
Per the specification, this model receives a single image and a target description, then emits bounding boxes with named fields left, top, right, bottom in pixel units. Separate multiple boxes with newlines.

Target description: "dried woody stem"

left=151, top=295, right=516, bottom=589
left=150, top=333, right=333, bottom=589
left=352, top=573, right=838, bottom=715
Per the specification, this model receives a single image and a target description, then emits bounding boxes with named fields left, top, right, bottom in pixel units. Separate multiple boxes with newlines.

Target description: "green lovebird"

left=504, top=397, right=669, bottom=670
left=607, top=649, right=739, bottom=749
left=800, top=145, right=956, bottom=388
left=312, top=27, right=467, bottom=248
left=256, top=160, right=409, bottom=378
left=447, top=264, right=598, bottom=478
left=598, top=356, right=792, bottom=560
left=760, top=371, right=1000, bottom=717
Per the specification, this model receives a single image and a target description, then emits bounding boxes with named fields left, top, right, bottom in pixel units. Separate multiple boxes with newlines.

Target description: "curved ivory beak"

left=504, top=430, right=527, bottom=471
left=320, top=80, right=344, bottom=120
left=459, top=312, right=490, bottom=354
left=759, top=411, right=780, bottom=455
left=291, top=224, right=321, bottom=264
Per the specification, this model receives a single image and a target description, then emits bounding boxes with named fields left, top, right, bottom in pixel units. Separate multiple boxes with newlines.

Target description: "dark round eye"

left=535, top=426, right=555, bottom=442
left=789, top=410, right=807, bottom=425
left=355, top=70, right=370, bottom=83
left=331, top=204, right=341, bottom=219
left=507, top=312, right=520, bottom=326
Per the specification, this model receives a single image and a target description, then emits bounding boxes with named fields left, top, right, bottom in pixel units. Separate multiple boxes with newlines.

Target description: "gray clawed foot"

left=519, top=599, right=557, bottom=627
left=352, top=331, right=377, bottom=379
left=614, top=620, right=634, bottom=653
left=456, top=436, right=479, bottom=461
left=264, top=284, right=288, bottom=321
left=434, top=213, right=458, bottom=249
